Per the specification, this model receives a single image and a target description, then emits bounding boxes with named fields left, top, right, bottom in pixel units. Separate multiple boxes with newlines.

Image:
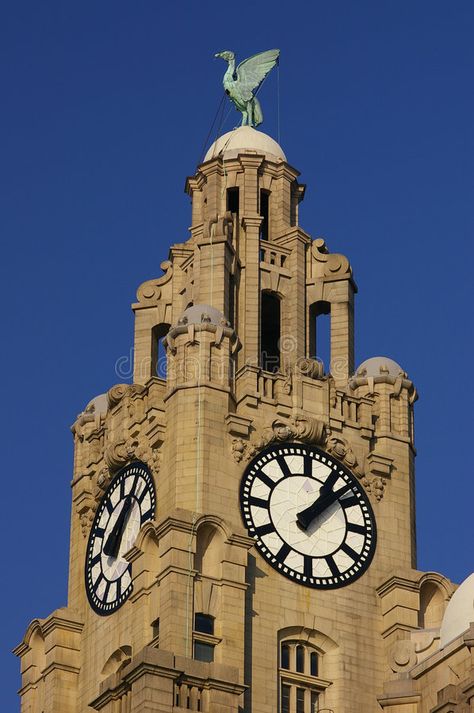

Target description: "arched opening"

left=195, top=523, right=224, bottom=577
left=101, top=646, right=132, bottom=677
left=419, top=581, right=445, bottom=629
left=259, top=189, right=270, bottom=240
left=261, top=291, right=281, bottom=372
left=309, top=301, right=331, bottom=372
left=151, top=323, right=170, bottom=379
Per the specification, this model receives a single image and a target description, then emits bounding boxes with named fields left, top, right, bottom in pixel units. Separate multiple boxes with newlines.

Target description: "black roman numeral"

left=340, top=543, right=360, bottom=562
left=304, top=454, right=313, bottom=476
left=105, top=499, right=114, bottom=515
left=255, top=471, right=275, bottom=490
left=324, top=470, right=340, bottom=491
left=347, top=522, right=366, bottom=535
left=130, top=474, right=139, bottom=497
left=141, top=508, right=153, bottom=522
left=93, top=573, right=104, bottom=591
left=103, top=581, right=111, bottom=602
left=276, top=542, right=291, bottom=563
left=325, top=555, right=340, bottom=578
left=136, top=484, right=148, bottom=505
left=304, top=556, right=313, bottom=578
left=340, top=494, right=359, bottom=509
left=254, top=522, right=275, bottom=537
left=95, top=527, right=105, bottom=538
left=249, top=496, right=268, bottom=508
left=276, top=455, right=292, bottom=478
left=90, top=553, right=101, bottom=567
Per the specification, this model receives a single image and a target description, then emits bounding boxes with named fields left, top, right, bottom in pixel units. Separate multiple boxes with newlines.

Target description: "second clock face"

left=85, top=461, right=156, bottom=615
left=240, top=443, right=376, bottom=589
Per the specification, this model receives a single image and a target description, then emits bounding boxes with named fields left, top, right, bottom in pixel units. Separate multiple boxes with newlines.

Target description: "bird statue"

left=215, top=49, right=280, bottom=127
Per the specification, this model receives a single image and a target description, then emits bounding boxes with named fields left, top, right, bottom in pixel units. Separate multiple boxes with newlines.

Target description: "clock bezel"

left=85, top=460, right=156, bottom=616
left=239, top=442, right=377, bottom=589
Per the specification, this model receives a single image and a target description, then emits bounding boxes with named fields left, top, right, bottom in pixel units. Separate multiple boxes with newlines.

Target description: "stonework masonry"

left=15, top=128, right=474, bottom=712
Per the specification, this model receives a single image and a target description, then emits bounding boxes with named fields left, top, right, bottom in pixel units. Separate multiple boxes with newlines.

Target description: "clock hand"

left=103, top=495, right=133, bottom=558
left=297, top=482, right=352, bottom=531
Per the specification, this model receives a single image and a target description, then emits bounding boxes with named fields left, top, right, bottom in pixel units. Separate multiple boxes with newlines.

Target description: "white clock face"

left=85, top=462, right=156, bottom=615
left=240, top=443, right=376, bottom=589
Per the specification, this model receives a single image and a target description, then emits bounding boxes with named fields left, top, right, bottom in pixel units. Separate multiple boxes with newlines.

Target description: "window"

left=296, top=688, right=305, bottom=713
left=296, top=645, right=305, bottom=673
left=279, top=641, right=325, bottom=712
left=227, top=187, right=239, bottom=214
left=260, top=291, right=281, bottom=372
left=281, top=644, right=290, bottom=670
left=194, top=613, right=214, bottom=635
left=281, top=684, right=291, bottom=713
left=193, top=641, right=214, bottom=663
left=193, top=612, right=219, bottom=663
left=259, top=189, right=270, bottom=240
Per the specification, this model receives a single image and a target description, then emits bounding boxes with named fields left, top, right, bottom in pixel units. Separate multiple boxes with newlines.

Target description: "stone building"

left=15, top=126, right=474, bottom=712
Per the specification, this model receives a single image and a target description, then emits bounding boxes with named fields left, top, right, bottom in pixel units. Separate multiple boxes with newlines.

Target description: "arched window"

left=308, top=301, right=330, bottom=373
left=151, top=323, right=170, bottom=379
left=261, top=291, right=281, bottom=372
left=279, top=640, right=325, bottom=712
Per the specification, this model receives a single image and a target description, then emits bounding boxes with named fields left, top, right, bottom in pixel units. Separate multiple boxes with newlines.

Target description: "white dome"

left=356, top=356, right=405, bottom=379
left=84, top=393, right=108, bottom=416
left=440, top=573, right=474, bottom=648
left=204, top=127, right=286, bottom=162
left=178, top=304, right=227, bottom=326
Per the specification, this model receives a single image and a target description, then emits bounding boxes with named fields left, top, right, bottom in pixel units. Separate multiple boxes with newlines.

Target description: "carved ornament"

left=326, top=437, right=386, bottom=502
left=202, top=212, right=234, bottom=243
left=231, top=415, right=326, bottom=463
left=104, top=435, right=161, bottom=475
left=135, top=260, right=173, bottom=305
left=312, top=238, right=351, bottom=277
left=107, top=383, right=146, bottom=410
left=389, top=640, right=417, bottom=673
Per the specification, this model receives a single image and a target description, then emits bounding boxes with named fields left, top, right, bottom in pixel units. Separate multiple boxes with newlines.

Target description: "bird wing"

left=236, top=49, right=280, bottom=101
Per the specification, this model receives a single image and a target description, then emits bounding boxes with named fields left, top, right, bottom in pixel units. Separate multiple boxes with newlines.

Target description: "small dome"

left=440, top=573, right=474, bottom=648
left=204, top=127, right=286, bottom=163
left=84, top=393, right=108, bottom=416
left=355, top=356, right=405, bottom=379
left=178, top=304, right=227, bottom=326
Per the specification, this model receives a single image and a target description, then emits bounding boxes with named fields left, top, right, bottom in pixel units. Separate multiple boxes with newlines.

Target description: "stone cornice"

left=241, top=214, right=263, bottom=230
left=376, top=572, right=421, bottom=598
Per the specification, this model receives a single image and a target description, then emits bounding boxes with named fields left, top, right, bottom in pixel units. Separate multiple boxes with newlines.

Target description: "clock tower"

left=15, top=126, right=474, bottom=712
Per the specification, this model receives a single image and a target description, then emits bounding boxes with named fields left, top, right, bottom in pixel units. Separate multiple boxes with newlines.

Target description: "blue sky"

left=1, top=1, right=473, bottom=707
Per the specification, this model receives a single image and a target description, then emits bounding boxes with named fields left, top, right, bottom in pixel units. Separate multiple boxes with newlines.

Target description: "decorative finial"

left=214, top=49, right=280, bottom=128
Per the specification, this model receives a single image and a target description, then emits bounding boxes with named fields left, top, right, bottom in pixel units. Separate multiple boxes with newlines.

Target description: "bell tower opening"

left=227, top=187, right=239, bottom=215
left=260, top=291, right=281, bottom=372
left=151, top=323, right=170, bottom=379
left=309, top=301, right=330, bottom=372
left=259, top=189, right=270, bottom=240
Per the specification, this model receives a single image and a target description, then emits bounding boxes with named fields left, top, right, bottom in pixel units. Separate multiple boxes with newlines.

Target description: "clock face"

left=240, top=443, right=376, bottom=589
left=85, top=461, right=156, bottom=615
